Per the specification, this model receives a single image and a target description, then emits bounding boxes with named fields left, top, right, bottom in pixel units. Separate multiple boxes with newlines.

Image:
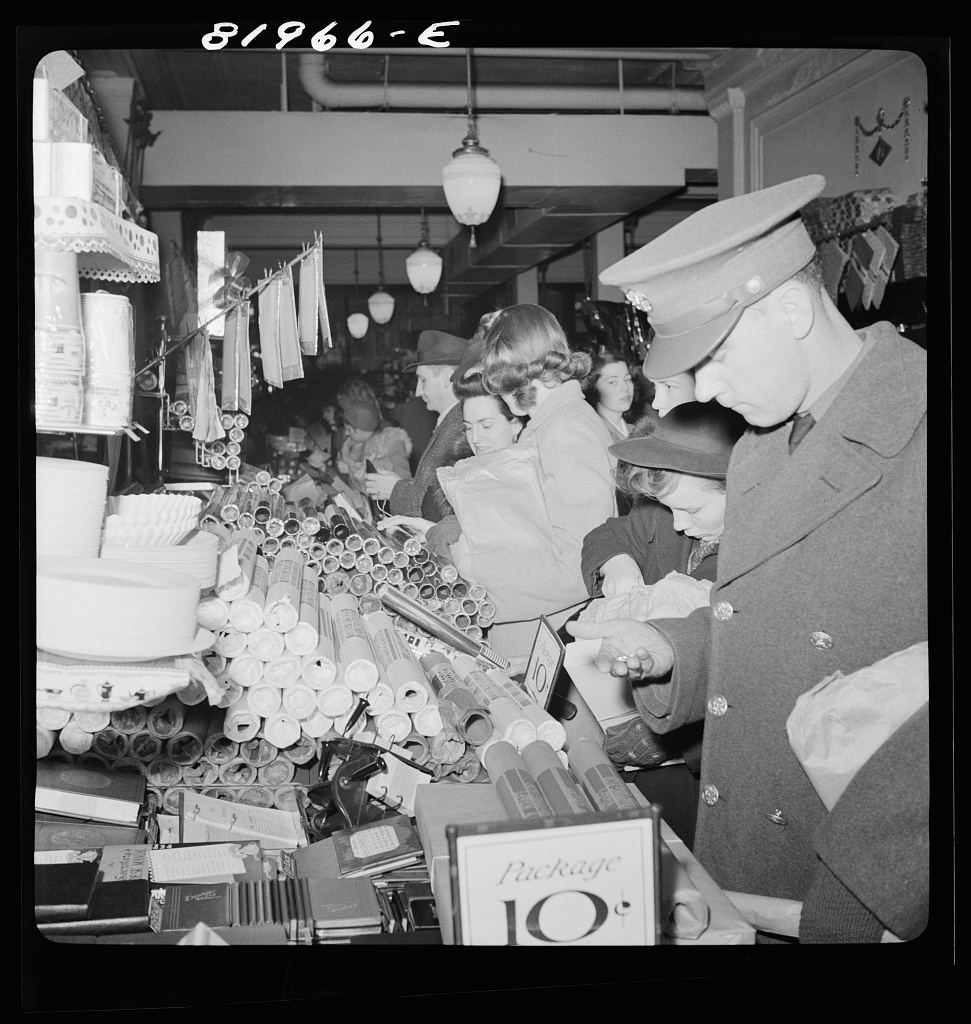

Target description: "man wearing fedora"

left=568, top=175, right=928, bottom=943
left=365, top=329, right=470, bottom=522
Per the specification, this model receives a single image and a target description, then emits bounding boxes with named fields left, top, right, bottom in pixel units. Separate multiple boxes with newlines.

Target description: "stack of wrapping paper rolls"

left=39, top=476, right=595, bottom=816
left=196, top=477, right=499, bottom=639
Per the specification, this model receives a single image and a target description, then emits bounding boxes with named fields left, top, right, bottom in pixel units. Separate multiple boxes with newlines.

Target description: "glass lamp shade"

left=442, top=148, right=502, bottom=226
left=346, top=312, right=369, bottom=339
left=406, top=244, right=443, bottom=294
left=367, top=288, right=395, bottom=324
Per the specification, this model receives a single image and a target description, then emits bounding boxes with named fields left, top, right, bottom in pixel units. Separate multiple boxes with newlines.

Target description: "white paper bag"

left=786, top=641, right=928, bottom=810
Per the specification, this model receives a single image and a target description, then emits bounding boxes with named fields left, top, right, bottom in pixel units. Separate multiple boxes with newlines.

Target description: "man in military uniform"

left=568, top=175, right=928, bottom=942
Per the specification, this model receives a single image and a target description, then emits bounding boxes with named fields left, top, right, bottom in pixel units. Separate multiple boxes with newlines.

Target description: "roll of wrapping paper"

left=180, top=759, right=216, bottom=786
left=145, top=786, right=164, bottom=813
left=263, top=548, right=304, bottom=633
left=109, top=704, right=149, bottom=736
left=520, top=740, right=595, bottom=817
left=162, top=786, right=196, bottom=816
left=228, top=554, right=270, bottom=633
left=216, top=528, right=261, bottom=601
left=239, top=736, right=278, bottom=769
left=222, top=691, right=263, bottom=743
left=373, top=709, right=412, bottom=744
left=164, top=703, right=211, bottom=765
left=283, top=568, right=320, bottom=655
left=37, top=724, right=56, bottom=758
left=129, top=730, right=163, bottom=763
left=263, top=711, right=301, bottom=749
left=278, top=732, right=318, bottom=764
left=227, top=650, right=265, bottom=687
left=245, top=681, right=283, bottom=718
left=214, top=628, right=248, bottom=659
left=145, top=756, right=183, bottom=788
left=428, top=714, right=467, bottom=766
left=37, top=706, right=72, bottom=731
left=451, top=655, right=536, bottom=752
left=362, top=609, right=429, bottom=713
left=567, top=736, right=642, bottom=812
left=146, top=696, right=186, bottom=740
left=258, top=759, right=296, bottom=786
left=316, top=683, right=354, bottom=720
left=419, top=653, right=494, bottom=747
left=300, top=709, right=335, bottom=739
left=374, top=583, right=509, bottom=670
left=218, top=758, right=258, bottom=787
left=330, top=594, right=380, bottom=692
left=483, top=741, right=555, bottom=822
left=238, top=786, right=276, bottom=808
left=486, top=668, right=567, bottom=752
left=196, top=593, right=231, bottom=630
left=246, top=626, right=287, bottom=663
left=203, top=707, right=240, bottom=765
left=91, top=726, right=131, bottom=761
left=280, top=682, right=318, bottom=720
left=72, top=710, right=111, bottom=733
left=175, top=676, right=208, bottom=706
left=200, top=786, right=236, bottom=802
left=199, top=520, right=235, bottom=554
left=300, top=598, right=338, bottom=689
left=398, top=730, right=431, bottom=766
left=362, top=680, right=395, bottom=716
left=411, top=700, right=444, bottom=739
left=263, top=651, right=303, bottom=689
left=334, top=707, right=369, bottom=738
left=272, top=786, right=302, bottom=811
left=214, top=676, right=245, bottom=708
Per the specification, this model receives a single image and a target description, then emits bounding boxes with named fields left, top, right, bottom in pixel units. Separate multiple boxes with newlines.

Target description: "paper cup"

left=35, top=326, right=85, bottom=373
left=35, top=250, right=81, bottom=330
left=35, top=369, right=84, bottom=426
left=81, top=291, right=133, bottom=376
left=81, top=372, right=133, bottom=428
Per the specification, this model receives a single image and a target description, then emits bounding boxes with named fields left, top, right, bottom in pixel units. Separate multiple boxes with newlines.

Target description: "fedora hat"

left=402, top=330, right=469, bottom=370
left=609, top=402, right=745, bottom=478
left=600, top=175, right=827, bottom=379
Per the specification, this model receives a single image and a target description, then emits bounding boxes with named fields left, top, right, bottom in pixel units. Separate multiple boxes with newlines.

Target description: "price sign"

left=447, top=808, right=660, bottom=945
left=522, top=616, right=566, bottom=710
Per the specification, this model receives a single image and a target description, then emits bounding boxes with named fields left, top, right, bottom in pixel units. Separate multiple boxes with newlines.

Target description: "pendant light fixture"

left=346, top=249, right=369, bottom=340
left=367, top=211, right=395, bottom=324
left=441, top=49, right=502, bottom=250
left=406, top=208, right=443, bottom=302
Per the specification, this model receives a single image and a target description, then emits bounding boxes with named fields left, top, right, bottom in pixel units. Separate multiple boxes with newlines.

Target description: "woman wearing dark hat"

left=580, top=401, right=745, bottom=847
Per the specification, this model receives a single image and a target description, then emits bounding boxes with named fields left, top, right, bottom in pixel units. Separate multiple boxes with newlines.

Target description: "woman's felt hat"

left=609, top=401, right=745, bottom=478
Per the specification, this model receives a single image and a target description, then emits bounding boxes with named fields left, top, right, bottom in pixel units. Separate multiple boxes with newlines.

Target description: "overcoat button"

left=702, top=784, right=719, bottom=806
left=712, top=601, right=734, bottom=621
left=707, top=694, right=729, bottom=717
left=809, top=631, right=834, bottom=650
left=766, top=808, right=788, bottom=825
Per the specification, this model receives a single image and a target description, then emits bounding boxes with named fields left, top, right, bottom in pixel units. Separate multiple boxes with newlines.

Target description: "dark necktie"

left=788, top=412, right=816, bottom=455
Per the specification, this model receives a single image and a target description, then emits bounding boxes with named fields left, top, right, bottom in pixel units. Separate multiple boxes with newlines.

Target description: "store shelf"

left=34, top=196, right=160, bottom=284
left=36, top=423, right=129, bottom=436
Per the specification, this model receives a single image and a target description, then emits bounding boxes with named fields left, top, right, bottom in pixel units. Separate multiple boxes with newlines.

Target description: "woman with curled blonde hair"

left=460, top=303, right=617, bottom=668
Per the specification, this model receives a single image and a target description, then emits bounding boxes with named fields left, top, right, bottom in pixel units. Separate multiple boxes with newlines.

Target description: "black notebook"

left=37, top=878, right=155, bottom=936
left=34, top=860, right=101, bottom=924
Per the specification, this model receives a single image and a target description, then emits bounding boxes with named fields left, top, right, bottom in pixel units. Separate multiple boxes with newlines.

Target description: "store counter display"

left=414, top=780, right=754, bottom=945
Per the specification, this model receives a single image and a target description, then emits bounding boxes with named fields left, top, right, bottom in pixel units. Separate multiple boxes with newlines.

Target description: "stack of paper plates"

left=36, top=557, right=214, bottom=661
left=36, top=457, right=108, bottom=559
left=100, top=530, right=219, bottom=589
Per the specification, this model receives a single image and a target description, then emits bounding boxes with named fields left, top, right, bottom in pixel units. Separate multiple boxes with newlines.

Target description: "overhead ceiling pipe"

left=296, top=54, right=708, bottom=112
